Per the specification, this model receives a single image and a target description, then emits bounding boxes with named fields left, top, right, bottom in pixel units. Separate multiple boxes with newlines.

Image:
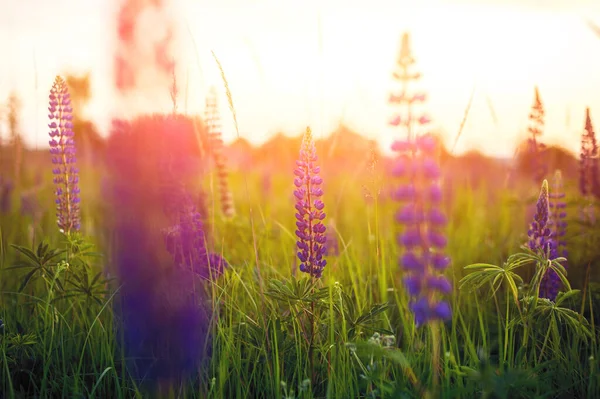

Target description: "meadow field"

left=1, top=7, right=600, bottom=398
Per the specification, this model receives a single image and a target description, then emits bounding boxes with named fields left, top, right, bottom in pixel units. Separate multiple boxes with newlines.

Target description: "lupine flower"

left=389, top=33, right=451, bottom=326
left=527, top=87, right=547, bottom=183
left=48, top=76, right=80, bottom=235
left=106, top=114, right=217, bottom=390
left=163, top=189, right=228, bottom=280
left=205, top=87, right=235, bottom=218
left=113, top=220, right=211, bottom=388
left=527, top=180, right=553, bottom=255
left=392, top=134, right=452, bottom=326
left=527, top=179, right=564, bottom=299
left=294, top=127, right=327, bottom=278
left=0, top=176, right=13, bottom=214
left=541, top=171, right=567, bottom=300
left=581, top=108, right=599, bottom=199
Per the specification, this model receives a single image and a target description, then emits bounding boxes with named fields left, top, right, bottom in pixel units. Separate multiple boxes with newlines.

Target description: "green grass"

left=0, top=164, right=599, bottom=399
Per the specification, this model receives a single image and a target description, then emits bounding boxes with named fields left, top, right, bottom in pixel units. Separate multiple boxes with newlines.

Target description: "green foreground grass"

left=0, top=167, right=599, bottom=399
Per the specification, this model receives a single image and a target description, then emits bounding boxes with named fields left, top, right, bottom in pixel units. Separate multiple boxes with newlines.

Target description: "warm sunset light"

left=1, top=0, right=600, bottom=398
left=1, top=0, right=599, bottom=156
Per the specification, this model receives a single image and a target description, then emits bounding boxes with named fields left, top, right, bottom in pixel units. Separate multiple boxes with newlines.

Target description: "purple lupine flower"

left=106, top=114, right=219, bottom=390
left=527, top=180, right=553, bottom=256
left=163, top=189, right=228, bottom=280
left=393, top=134, right=452, bottom=326
left=527, top=179, right=563, bottom=299
left=389, top=33, right=451, bottom=326
left=540, top=171, right=567, bottom=300
left=48, top=76, right=80, bottom=235
left=527, top=87, right=547, bottom=183
left=294, top=127, right=327, bottom=278
left=581, top=108, right=599, bottom=199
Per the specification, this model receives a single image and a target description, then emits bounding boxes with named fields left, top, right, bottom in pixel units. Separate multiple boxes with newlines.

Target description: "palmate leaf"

left=460, top=261, right=524, bottom=304
left=524, top=293, right=593, bottom=340
left=4, top=243, right=67, bottom=292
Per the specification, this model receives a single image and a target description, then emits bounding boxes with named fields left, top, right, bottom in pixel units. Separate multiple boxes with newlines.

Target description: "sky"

left=0, top=0, right=600, bottom=157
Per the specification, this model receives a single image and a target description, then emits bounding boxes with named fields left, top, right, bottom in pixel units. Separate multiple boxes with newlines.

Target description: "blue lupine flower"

left=393, top=135, right=452, bottom=326
left=294, top=127, right=327, bottom=278
left=389, top=33, right=451, bottom=326
left=106, top=115, right=217, bottom=390
left=163, top=189, right=228, bottom=279
left=48, top=76, right=80, bottom=235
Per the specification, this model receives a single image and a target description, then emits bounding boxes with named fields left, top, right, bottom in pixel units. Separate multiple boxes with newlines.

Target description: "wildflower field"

left=1, top=11, right=600, bottom=399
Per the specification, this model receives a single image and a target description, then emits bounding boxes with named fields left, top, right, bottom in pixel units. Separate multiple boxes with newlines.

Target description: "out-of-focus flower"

left=389, top=33, right=451, bottom=326
left=393, top=134, right=452, bottom=326
left=163, top=189, right=228, bottom=280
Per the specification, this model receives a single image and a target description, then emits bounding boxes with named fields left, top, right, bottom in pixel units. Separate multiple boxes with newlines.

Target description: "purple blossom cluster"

left=527, top=179, right=567, bottom=300
left=163, top=190, right=228, bottom=280
left=294, top=127, right=327, bottom=278
left=105, top=114, right=221, bottom=389
left=527, top=180, right=553, bottom=256
left=388, top=33, right=451, bottom=326
left=392, top=135, right=452, bottom=326
left=48, top=76, right=80, bottom=235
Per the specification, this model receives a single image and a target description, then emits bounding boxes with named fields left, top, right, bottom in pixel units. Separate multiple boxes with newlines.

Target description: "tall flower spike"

left=48, top=76, right=80, bottom=235
left=527, top=180, right=554, bottom=257
left=205, top=87, right=235, bottom=218
left=527, top=87, right=547, bottom=183
left=541, top=171, right=567, bottom=300
left=392, top=134, right=452, bottom=326
left=389, top=34, right=451, bottom=326
left=294, top=127, right=327, bottom=278
left=163, top=189, right=227, bottom=280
